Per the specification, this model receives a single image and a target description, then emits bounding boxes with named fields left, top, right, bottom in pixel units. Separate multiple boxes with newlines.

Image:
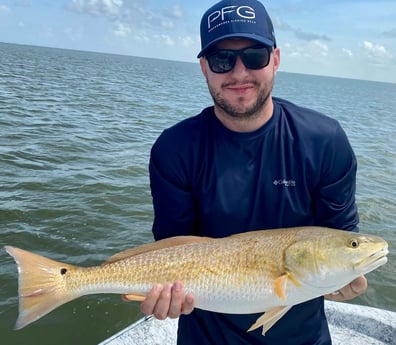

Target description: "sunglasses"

left=205, top=45, right=272, bottom=74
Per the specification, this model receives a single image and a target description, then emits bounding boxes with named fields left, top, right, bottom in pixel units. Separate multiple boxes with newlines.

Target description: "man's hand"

left=325, top=276, right=367, bottom=302
left=139, top=281, right=195, bottom=320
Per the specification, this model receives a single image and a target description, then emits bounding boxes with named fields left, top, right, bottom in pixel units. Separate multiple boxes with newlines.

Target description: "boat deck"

left=99, top=301, right=396, bottom=345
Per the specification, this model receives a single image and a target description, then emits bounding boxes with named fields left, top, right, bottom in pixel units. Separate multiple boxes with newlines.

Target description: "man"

left=139, top=0, right=367, bottom=344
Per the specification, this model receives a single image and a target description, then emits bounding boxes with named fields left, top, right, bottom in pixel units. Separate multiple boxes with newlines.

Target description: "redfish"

left=5, top=227, right=388, bottom=334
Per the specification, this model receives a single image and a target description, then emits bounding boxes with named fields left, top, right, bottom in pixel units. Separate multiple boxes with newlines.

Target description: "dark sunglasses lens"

left=242, top=47, right=270, bottom=70
left=207, top=50, right=236, bottom=73
left=207, top=46, right=271, bottom=73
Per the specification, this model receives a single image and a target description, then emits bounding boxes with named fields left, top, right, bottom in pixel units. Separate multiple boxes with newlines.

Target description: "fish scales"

left=68, top=237, right=280, bottom=301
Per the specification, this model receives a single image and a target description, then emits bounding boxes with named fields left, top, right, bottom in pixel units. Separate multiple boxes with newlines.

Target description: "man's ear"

left=273, top=48, right=281, bottom=74
left=200, top=57, right=208, bottom=78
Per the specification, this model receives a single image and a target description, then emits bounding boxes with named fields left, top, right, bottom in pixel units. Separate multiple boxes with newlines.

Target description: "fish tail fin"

left=5, top=246, right=79, bottom=330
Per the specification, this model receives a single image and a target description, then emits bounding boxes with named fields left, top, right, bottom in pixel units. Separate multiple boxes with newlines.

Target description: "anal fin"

left=247, top=306, right=292, bottom=335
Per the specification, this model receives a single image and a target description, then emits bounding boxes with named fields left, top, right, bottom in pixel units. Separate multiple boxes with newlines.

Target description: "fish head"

left=283, top=228, right=389, bottom=291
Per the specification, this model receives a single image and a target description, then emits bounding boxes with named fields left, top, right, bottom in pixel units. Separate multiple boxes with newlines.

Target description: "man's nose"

left=232, top=56, right=249, bottom=74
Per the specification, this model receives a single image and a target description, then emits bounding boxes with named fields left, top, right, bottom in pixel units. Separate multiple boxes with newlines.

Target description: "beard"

left=207, top=77, right=274, bottom=120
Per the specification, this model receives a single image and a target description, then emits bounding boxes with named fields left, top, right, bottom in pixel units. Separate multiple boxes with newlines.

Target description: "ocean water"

left=0, top=42, right=395, bottom=345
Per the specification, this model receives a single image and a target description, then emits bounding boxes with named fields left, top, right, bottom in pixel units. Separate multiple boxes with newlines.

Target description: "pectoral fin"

left=273, top=272, right=301, bottom=301
left=274, top=274, right=289, bottom=300
left=247, top=306, right=292, bottom=335
left=121, top=293, right=146, bottom=302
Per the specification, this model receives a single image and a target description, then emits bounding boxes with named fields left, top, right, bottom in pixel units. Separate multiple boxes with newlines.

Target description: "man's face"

left=200, top=38, right=280, bottom=121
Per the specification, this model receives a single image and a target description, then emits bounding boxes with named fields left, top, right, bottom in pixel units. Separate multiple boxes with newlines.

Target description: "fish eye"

left=349, top=239, right=360, bottom=248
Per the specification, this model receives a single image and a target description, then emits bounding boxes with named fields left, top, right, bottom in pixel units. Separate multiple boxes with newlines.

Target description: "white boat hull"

left=99, top=301, right=396, bottom=345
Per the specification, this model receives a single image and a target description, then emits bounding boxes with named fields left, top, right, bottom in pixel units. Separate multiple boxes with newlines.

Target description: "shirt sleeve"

left=313, top=124, right=359, bottom=231
left=149, top=131, right=198, bottom=240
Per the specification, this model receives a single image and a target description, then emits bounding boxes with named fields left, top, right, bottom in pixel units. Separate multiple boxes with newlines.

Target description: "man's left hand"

left=325, top=276, right=367, bottom=301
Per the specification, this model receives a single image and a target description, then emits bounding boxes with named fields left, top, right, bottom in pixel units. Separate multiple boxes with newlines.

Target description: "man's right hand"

left=140, top=281, right=195, bottom=320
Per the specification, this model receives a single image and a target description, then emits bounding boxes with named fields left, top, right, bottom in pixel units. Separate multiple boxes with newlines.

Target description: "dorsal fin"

left=102, top=236, right=211, bottom=266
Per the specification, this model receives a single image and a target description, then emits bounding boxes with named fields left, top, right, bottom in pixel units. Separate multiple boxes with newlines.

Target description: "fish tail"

left=5, top=246, right=79, bottom=330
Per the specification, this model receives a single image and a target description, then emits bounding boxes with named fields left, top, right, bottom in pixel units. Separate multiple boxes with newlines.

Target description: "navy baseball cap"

left=197, top=0, right=276, bottom=58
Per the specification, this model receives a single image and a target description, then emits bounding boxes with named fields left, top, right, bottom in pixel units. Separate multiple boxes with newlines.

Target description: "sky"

left=0, top=0, right=395, bottom=84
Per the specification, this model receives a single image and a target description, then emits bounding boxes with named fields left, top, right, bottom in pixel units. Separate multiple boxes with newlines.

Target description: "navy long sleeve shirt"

left=149, top=97, right=359, bottom=344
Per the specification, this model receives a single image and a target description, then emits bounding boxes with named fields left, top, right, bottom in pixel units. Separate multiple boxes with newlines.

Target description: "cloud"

left=67, top=1, right=187, bottom=34
left=65, top=0, right=198, bottom=58
left=274, top=17, right=331, bottom=42
left=311, top=41, right=329, bottom=57
left=0, top=4, right=10, bottom=12
left=113, top=22, right=131, bottom=38
left=295, top=29, right=331, bottom=42
left=273, top=17, right=293, bottom=32
left=70, top=0, right=124, bottom=17
left=161, top=20, right=175, bottom=30
left=168, top=4, right=183, bottom=19
left=280, top=40, right=329, bottom=59
left=157, top=5, right=184, bottom=30
left=363, top=41, right=393, bottom=66
left=382, top=28, right=396, bottom=38
left=363, top=41, right=390, bottom=58
left=154, top=34, right=175, bottom=47
left=135, top=31, right=150, bottom=43
left=180, top=36, right=195, bottom=48
left=342, top=48, right=353, bottom=57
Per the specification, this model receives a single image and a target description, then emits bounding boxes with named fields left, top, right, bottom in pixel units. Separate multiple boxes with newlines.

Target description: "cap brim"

left=197, top=33, right=275, bottom=58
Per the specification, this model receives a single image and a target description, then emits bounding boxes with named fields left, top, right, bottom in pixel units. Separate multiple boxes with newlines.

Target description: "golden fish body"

left=5, top=226, right=388, bottom=334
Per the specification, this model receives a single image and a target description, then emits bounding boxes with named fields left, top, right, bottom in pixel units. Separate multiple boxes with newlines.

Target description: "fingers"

left=181, top=293, right=195, bottom=315
left=140, top=284, right=167, bottom=319
left=152, top=284, right=173, bottom=320
left=140, top=282, right=195, bottom=320
left=168, top=281, right=184, bottom=318
left=325, top=276, right=368, bottom=302
left=350, top=275, right=368, bottom=295
left=324, top=289, right=346, bottom=302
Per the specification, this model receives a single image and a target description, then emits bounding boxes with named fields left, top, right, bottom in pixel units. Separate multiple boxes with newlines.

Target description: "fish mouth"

left=355, top=247, right=389, bottom=273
